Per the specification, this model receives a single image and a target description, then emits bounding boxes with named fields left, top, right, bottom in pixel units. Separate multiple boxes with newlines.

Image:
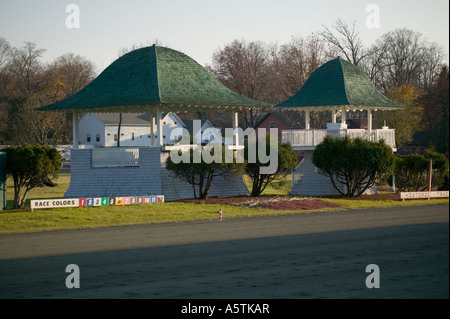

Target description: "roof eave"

left=274, top=104, right=404, bottom=111
left=37, top=101, right=272, bottom=114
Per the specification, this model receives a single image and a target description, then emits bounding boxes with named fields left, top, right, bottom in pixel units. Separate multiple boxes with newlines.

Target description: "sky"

left=0, top=0, right=449, bottom=72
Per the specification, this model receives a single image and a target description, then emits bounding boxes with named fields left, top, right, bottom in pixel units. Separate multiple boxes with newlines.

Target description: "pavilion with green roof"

left=276, top=56, right=403, bottom=132
left=275, top=57, right=404, bottom=196
left=37, top=45, right=271, bottom=200
left=276, top=57, right=402, bottom=109
left=38, top=45, right=270, bottom=149
left=275, top=57, right=403, bottom=150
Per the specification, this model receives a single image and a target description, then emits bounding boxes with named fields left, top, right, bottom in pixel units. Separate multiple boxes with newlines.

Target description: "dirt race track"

left=0, top=204, right=448, bottom=299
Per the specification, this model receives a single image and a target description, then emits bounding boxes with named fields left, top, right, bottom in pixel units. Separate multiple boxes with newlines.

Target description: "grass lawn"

left=0, top=173, right=447, bottom=234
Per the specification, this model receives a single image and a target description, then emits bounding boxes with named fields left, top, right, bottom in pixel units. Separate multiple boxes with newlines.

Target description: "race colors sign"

left=31, top=195, right=164, bottom=211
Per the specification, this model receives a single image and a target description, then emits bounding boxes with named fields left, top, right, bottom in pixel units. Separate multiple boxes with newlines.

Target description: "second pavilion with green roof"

left=276, top=56, right=402, bottom=139
left=275, top=57, right=403, bottom=196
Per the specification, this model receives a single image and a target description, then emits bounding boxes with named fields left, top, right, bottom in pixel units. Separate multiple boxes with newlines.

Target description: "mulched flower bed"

left=174, top=193, right=403, bottom=211
left=175, top=196, right=341, bottom=210
left=317, top=193, right=402, bottom=201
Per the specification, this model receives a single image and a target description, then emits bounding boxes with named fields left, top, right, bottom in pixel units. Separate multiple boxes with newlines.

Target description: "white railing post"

left=73, top=113, right=79, bottom=150
left=281, top=127, right=396, bottom=150
left=92, top=148, right=140, bottom=168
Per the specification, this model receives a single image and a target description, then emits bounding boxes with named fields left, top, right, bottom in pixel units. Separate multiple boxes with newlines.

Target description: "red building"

left=254, top=110, right=304, bottom=141
left=397, top=131, right=430, bottom=155
left=253, top=110, right=304, bottom=160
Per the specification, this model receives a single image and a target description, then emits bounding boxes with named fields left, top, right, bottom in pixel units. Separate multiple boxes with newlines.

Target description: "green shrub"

left=166, top=145, right=246, bottom=199
left=245, top=134, right=298, bottom=197
left=4, top=145, right=61, bottom=209
left=312, top=136, right=395, bottom=197
left=393, top=150, right=448, bottom=192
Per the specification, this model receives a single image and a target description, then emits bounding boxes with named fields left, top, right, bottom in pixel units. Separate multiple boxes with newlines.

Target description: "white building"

left=78, top=113, right=184, bottom=147
left=182, top=119, right=222, bottom=144
left=78, top=113, right=221, bottom=148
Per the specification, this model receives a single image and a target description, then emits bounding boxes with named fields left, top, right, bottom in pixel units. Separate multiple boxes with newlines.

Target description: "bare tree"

left=208, top=35, right=336, bottom=128
left=0, top=38, right=12, bottom=141
left=355, top=28, right=445, bottom=93
left=269, top=33, right=335, bottom=128
left=0, top=37, right=11, bottom=71
left=420, top=66, right=449, bottom=154
left=7, top=42, right=47, bottom=96
left=271, top=33, right=333, bottom=100
left=5, top=42, right=49, bottom=144
left=117, top=39, right=165, bottom=57
left=369, top=28, right=429, bottom=92
left=50, top=53, right=96, bottom=96
left=321, top=19, right=372, bottom=66
left=419, top=42, right=446, bottom=90
left=361, top=40, right=390, bottom=90
left=208, top=39, right=272, bottom=128
left=2, top=41, right=96, bottom=145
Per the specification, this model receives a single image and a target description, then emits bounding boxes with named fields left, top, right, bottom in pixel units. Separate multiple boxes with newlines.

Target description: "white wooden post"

left=72, top=113, right=79, bottom=150
left=341, top=109, right=347, bottom=124
left=427, top=160, right=433, bottom=192
left=331, top=110, right=337, bottom=123
left=156, top=105, right=163, bottom=147
left=150, top=112, right=155, bottom=147
left=305, top=110, right=310, bottom=130
left=232, top=111, right=239, bottom=146
left=367, top=109, right=373, bottom=135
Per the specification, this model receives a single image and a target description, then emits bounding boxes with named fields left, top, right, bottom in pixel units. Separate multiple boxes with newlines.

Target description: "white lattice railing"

left=281, top=129, right=328, bottom=148
left=282, top=128, right=396, bottom=149
left=92, top=148, right=140, bottom=168
left=374, top=129, right=396, bottom=148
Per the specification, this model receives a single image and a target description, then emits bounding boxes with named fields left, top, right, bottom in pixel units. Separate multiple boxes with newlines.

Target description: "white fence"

left=92, top=148, right=140, bottom=168
left=374, top=129, right=396, bottom=148
left=282, top=128, right=396, bottom=149
left=281, top=129, right=329, bottom=148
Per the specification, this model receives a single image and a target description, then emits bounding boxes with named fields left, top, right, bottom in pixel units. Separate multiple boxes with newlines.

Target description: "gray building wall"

left=65, top=148, right=249, bottom=201
left=159, top=151, right=249, bottom=201
left=65, top=148, right=162, bottom=198
left=290, top=151, right=342, bottom=196
left=290, top=150, right=377, bottom=196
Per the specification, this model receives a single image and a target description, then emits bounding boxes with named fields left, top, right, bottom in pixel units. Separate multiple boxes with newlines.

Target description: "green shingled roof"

left=37, top=45, right=271, bottom=113
left=275, top=57, right=404, bottom=110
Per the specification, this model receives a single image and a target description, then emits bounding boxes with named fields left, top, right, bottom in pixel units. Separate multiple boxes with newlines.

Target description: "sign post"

left=427, top=159, right=433, bottom=192
left=0, top=152, right=6, bottom=210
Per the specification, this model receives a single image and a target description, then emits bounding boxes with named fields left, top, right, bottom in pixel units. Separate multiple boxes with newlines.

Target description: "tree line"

left=1, top=20, right=448, bottom=154
left=0, top=38, right=96, bottom=145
